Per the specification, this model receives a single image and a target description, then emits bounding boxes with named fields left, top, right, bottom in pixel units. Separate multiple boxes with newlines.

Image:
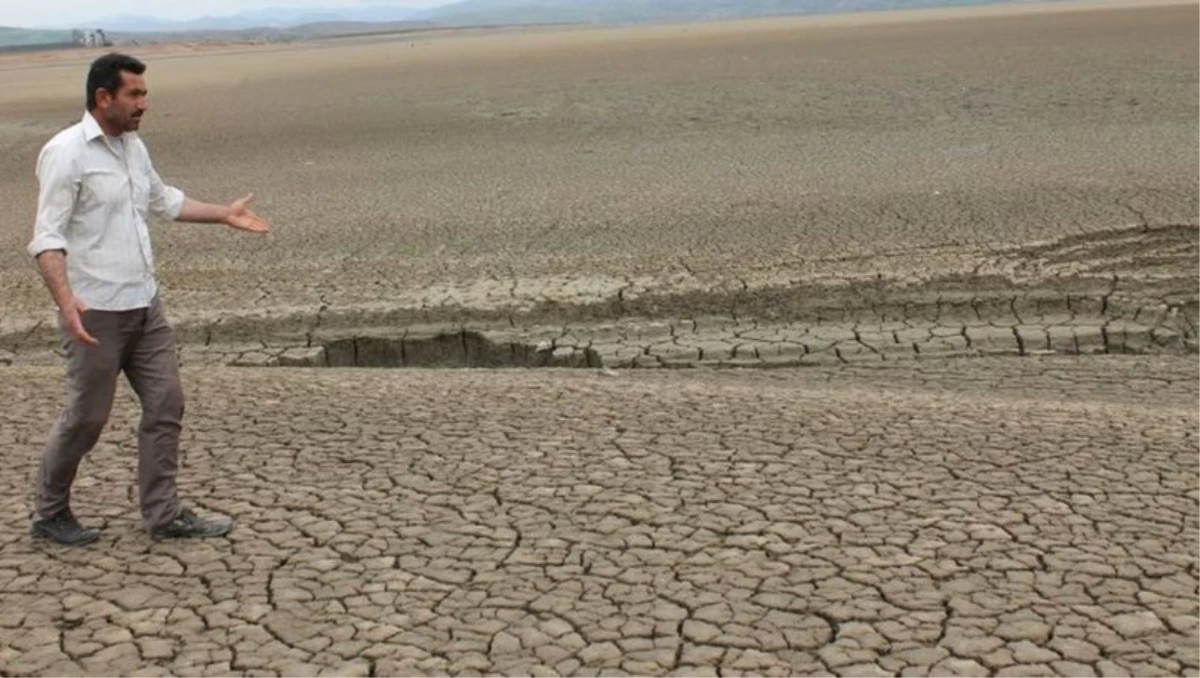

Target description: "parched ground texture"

left=0, top=359, right=1197, bottom=677
left=0, top=0, right=1196, bottom=366
left=0, top=0, right=1196, bottom=676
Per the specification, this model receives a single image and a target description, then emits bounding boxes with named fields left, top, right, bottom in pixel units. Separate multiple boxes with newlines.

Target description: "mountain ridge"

left=5, top=0, right=1067, bottom=47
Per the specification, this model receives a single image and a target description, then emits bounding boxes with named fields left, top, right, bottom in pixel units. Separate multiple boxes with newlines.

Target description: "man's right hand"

left=62, top=296, right=98, bottom=346
left=32, top=251, right=97, bottom=346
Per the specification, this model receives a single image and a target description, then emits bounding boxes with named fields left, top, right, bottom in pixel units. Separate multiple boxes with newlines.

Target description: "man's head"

left=86, top=53, right=148, bottom=135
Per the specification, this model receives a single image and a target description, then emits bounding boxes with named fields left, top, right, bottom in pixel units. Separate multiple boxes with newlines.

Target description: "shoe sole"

left=31, top=527, right=101, bottom=547
left=151, top=524, right=234, bottom=540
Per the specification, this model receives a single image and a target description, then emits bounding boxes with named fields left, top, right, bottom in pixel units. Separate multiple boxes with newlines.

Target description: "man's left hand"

left=224, top=193, right=270, bottom=234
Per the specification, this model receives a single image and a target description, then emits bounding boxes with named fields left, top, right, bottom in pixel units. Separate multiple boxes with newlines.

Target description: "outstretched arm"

left=145, top=152, right=267, bottom=233
left=177, top=193, right=270, bottom=234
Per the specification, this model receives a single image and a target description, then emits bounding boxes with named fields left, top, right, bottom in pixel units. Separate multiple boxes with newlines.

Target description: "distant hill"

left=103, top=21, right=437, bottom=46
left=412, top=0, right=1051, bottom=25
left=80, top=6, right=422, bottom=33
left=7, top=0, right=1066, bottom=50
left=0, top=26, right=74, bottom=49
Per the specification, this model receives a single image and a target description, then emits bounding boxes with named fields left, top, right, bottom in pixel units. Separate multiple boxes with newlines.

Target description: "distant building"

left=73, top=29, right=112, bottom=47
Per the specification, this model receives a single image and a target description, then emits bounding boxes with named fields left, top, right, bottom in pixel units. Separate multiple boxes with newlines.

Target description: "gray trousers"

left=35, top=296, right=183, bottom=531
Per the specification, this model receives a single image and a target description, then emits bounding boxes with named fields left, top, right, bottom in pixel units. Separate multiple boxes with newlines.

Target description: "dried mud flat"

left=0, top=0, right=1196, bottom=368
left=0, top=2, right=1197, bottom=677
left=0, top=357, right=1197, bottom=676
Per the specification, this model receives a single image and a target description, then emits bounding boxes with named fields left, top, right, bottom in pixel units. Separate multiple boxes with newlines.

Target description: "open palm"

left=226, top=193, right=270, bottom=234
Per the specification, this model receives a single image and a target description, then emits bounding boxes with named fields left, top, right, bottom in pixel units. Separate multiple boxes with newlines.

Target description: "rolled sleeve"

left=148, top=164, right=186, bottom=221
left=27, top=142, right=78, bottom=259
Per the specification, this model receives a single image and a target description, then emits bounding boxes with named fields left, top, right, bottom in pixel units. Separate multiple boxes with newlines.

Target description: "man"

left=27, top=53, right=270, bottom=546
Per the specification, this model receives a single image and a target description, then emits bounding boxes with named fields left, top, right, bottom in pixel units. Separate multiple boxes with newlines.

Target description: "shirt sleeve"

left=148, top=160, right=186, bottom=221
left=27, top=141, right=79, bottom=259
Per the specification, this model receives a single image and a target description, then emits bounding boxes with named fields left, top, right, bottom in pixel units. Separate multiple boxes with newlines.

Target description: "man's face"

left=97, top=71, right=148, bottom=134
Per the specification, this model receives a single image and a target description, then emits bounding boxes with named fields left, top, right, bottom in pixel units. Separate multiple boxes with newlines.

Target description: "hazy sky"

left=4, top=0, right=454, bottom=28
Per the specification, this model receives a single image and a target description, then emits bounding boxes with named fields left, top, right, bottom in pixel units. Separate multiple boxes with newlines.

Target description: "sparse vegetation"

left=0, top=26, right=75, bottom=49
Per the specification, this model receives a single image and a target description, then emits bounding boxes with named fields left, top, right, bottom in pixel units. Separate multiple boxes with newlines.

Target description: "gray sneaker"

left=151, top=508, right=233, bottom=540
left=31, top=509, right=101, bottom=546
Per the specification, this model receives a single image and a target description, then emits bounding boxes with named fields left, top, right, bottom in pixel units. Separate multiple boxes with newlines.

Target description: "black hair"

left=86, top=53, right=146, bottom=110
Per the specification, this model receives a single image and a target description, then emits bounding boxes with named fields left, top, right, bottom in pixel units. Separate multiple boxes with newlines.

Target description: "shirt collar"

left=81, top=111, right=135, bottom=156
left=81, top=111, right=105, bottom=142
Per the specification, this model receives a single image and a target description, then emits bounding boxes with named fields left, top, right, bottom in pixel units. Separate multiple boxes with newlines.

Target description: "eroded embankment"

left=1, top=225, right=1196, bottom=369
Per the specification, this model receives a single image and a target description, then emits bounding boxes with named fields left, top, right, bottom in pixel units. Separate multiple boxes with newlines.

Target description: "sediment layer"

left=2, top=225, right=1195, bottom=368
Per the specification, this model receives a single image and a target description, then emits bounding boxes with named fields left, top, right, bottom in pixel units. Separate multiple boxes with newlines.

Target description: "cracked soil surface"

left=0, top=0, right=1196, bottom=362
left=0, top=0, right=1197, bottom=675
left=0, top=358, right=1197, bottom=677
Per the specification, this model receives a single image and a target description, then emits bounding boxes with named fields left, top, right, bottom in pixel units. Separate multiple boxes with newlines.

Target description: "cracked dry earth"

left=1, top=357, right=1196, bottom=677
left=2, top=3, right=1197, bottom=370
left=1, top=1, right=1198, bottom=352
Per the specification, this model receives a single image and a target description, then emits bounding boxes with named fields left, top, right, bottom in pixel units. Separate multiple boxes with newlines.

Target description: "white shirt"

left=28, top=112, right=186, bottom=311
